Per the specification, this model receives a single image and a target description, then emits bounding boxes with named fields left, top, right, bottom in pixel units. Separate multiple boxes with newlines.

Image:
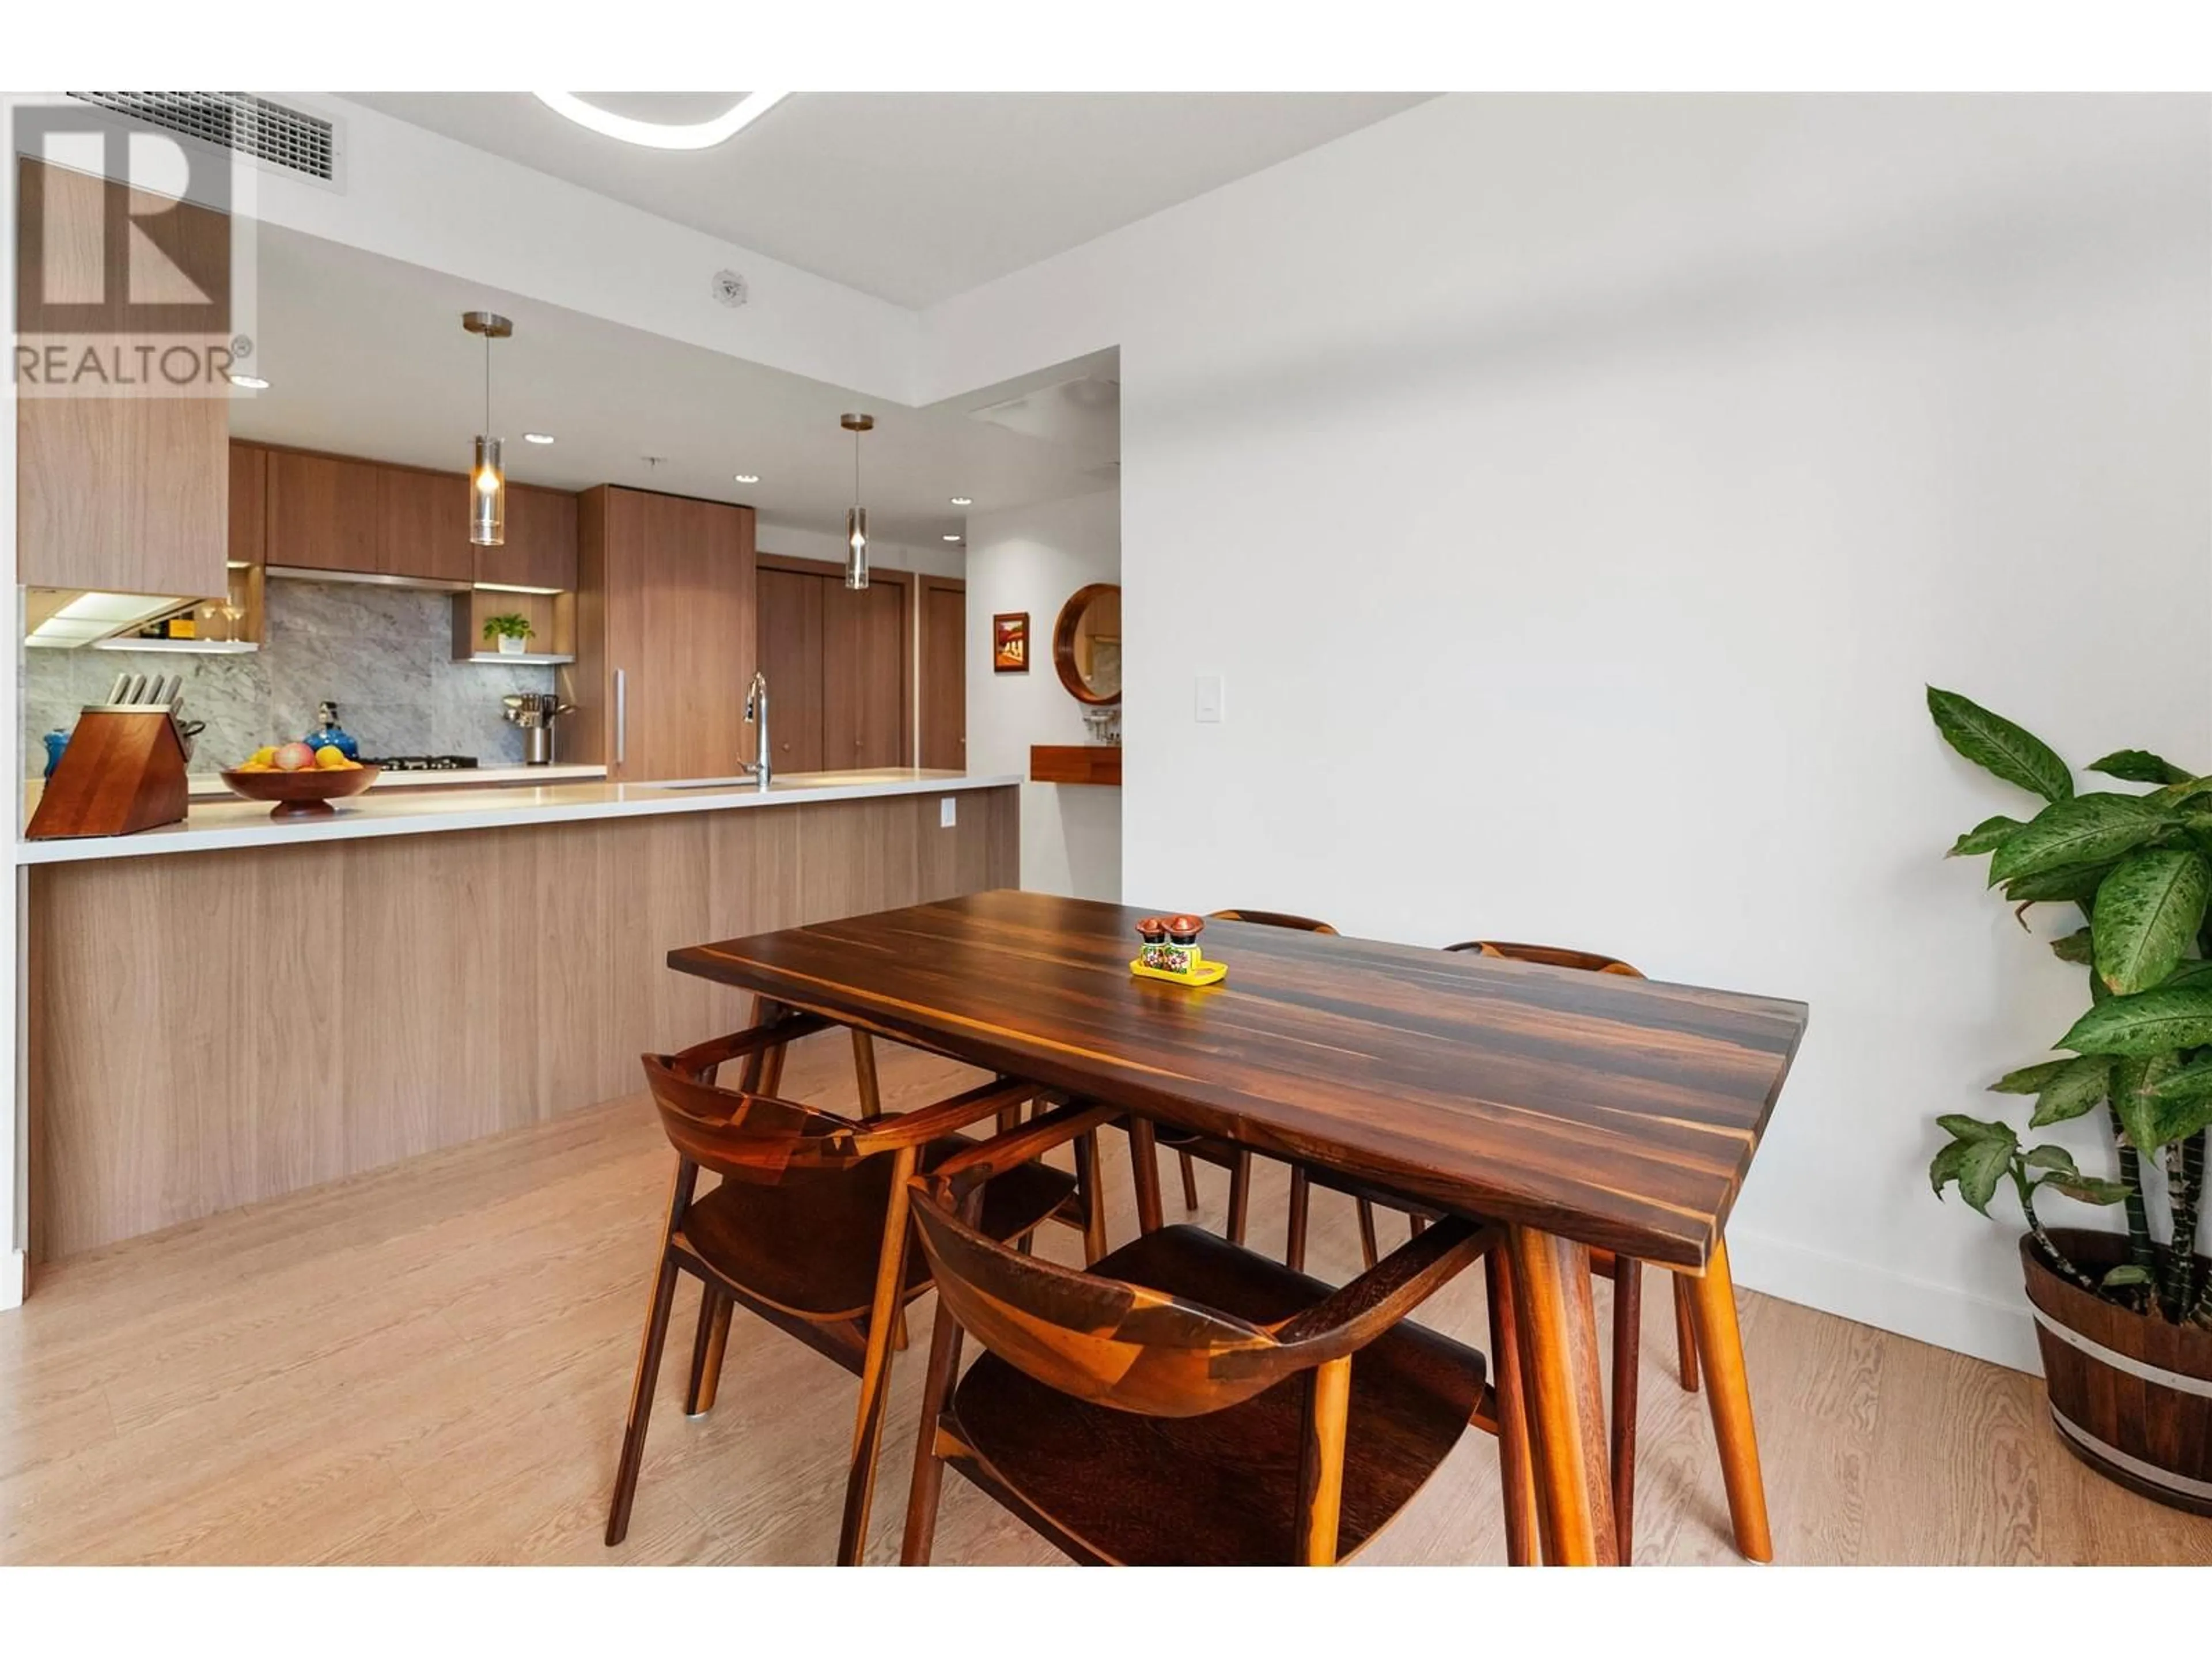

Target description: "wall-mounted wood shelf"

left=1031, top=744, right=1122, bottom=786
left=89, top=637, right=260, bottom=656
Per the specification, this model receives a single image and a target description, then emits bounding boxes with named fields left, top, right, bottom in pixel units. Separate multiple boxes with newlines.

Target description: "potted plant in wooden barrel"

left=1929, top=687, right=2212, bottom=1513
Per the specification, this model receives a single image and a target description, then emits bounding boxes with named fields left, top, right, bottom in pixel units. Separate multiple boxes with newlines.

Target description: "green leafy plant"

left=1930, top=687, right=2212, bottom=1321
left=482, top=612, right=535, bottom=644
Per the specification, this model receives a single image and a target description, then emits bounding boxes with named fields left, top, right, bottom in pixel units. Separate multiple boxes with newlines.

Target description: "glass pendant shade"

left=471, top=435, right=506, bottom=547
left=845, top=505, right=870, bottom=589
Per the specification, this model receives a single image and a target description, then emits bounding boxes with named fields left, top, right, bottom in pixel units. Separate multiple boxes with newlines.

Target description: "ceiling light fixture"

left=842, top=412, right=873, bottom=591
left=733, top=473, right=760, bottom=484
left=461, top=310, right=512, bottom=547
left=533, top=92, right=790, bottom=151
left=949, top=496, right=972, bottom=507
left=522, top=431, right=555, bottom=445
left=228, top=373, right=270, bottom=390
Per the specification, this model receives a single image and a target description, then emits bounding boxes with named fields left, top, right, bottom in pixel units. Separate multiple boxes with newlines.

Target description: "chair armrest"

left=848, top=1077, right=1046, bottom=1156
left=918, top=1097, right=1119, bottom=1194
left=1270, top=1215, right=1496, bottom=1359
left=664, top=1010, right=831, bottom=1082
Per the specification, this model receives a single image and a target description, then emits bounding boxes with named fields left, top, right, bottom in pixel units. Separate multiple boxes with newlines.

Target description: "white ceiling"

left=343, top=92, right=1434, bottom=308
left=233, top=222, right=1117, bottom=547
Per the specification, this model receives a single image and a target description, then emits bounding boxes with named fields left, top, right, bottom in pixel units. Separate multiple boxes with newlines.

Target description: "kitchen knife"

left=106, top=672, right=129, bottom=705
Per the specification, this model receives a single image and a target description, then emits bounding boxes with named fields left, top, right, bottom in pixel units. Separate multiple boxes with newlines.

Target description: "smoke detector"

left=711, top=270, right=748, bottom=308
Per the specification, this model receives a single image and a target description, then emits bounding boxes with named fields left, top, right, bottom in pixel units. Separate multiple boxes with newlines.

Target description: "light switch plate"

left=1194, top=674, right=1225, bottom=724
left=940, top=796, right=957, bottom=827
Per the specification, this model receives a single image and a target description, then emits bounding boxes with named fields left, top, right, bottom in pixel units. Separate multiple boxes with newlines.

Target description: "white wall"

left=965, top=490, right=1122, bottom=900
left=920, top=94, right=2212, bottom=1371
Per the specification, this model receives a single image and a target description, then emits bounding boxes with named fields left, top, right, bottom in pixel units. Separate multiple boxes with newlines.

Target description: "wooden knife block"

left=28, top=707, right=191, bottom=840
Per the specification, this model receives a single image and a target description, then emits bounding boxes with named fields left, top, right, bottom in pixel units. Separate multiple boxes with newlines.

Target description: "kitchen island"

left=18, top=770, right=1020, bottom=1260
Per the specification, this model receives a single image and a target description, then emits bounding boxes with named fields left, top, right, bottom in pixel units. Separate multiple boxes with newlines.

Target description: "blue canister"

left=41, top=729, right=69, bottom=778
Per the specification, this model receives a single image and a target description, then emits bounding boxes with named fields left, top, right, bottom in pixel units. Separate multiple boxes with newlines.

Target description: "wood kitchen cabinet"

left=228, top=443, right=268, bottom=567
left=375, top=465, right=473, bottom=584
left=478, top=484, right=579, bottom=591
left=756, top=568, right=826, bottom=773
left=16, top=158, right=229, bottom=599
left=255, top=443, right=574, bottom=589
left=754, top=558, right=916, bottom=774
left=824, top=579, right=907, bottom=768
left=266, top=449, right=380, bottom=574
left=575, top=485, right=756, bottom=782
left=918, top=575, right=967, bottom=770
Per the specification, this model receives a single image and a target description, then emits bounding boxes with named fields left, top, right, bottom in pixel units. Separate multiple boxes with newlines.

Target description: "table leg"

left=1505, top=1224, right=1619, bottom=1565
left=850, top=1028, right=882, bottom=1118
left=1126, top=1118, right=1165, bottom=1234
left=1483, top=1248, right=1540, bottom=1565
left=1680, top=1238, right=1772, bottom=1562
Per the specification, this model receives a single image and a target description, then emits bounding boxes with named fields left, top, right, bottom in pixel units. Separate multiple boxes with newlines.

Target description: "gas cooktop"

left=361, top=755, right=479, bottom=771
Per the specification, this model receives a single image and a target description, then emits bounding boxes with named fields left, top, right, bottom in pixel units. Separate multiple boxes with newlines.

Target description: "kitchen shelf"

left=1031, top=744, right=1122, bottom=786
left=91, top=637, right=259, bottom=654
left=462, top=651, right=574, bottom=665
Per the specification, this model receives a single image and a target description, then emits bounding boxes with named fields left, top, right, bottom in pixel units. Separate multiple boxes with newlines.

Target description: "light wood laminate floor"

left=5, top=1032, right=2210, bottom=1566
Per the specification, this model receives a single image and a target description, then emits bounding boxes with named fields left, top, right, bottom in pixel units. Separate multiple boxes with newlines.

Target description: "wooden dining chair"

left=795, top=995, right=1112, bottom=1270
left=1145, top=909, right=1340, bottom=1244
left=607, top=1005, right=1077, bottom=1565
left=898, top=1099, right=1497, bottom=1566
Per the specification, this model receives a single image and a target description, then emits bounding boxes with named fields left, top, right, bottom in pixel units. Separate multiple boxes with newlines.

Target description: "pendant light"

left=842, top=412, right=873, bottom=590
left=462, top=310, right=513, bottom=547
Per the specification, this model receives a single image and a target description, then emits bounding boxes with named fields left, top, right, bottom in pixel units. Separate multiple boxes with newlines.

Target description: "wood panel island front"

left=18, top=772, right=1019, bottom=1263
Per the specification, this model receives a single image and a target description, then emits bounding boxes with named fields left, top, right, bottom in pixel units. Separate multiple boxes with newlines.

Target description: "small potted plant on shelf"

left=1929, top=687, right=2212, bottom=1514
left=483, top=613, right=535, bottom=656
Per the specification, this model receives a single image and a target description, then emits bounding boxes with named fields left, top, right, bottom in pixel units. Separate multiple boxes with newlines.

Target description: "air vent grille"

left=67, top=92, right=335, bottom=182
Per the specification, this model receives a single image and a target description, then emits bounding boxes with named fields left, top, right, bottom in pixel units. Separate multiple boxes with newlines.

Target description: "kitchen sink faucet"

left=741, top=671, right=772, bottom=793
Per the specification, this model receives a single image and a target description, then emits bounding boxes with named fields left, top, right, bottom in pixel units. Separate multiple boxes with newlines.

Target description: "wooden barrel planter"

left=2023, top=1228, right=2212, bottom=1515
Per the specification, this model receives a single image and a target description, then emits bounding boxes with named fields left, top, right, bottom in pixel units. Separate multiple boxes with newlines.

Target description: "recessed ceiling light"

left=949, top=497, right=973, bottom=506
left=227, top=373, right=269, bottom=390
left=733, top=474, right=760, bottom=484
left=522, top=431, right=555, bottom=445
left=534, top=91, right=790, bottom=151
left=942, top=534, right=963, bottom=543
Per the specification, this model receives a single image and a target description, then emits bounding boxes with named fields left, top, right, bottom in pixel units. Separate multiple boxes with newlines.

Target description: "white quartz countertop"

left=180, top=762, right=607, bottom=798
left=16, top=770, right=1022, bottom=865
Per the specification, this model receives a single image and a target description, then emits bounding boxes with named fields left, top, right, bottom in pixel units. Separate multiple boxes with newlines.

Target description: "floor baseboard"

left=0, top=1248, right=23, bottom=1312
left=1726, top=1226, right=2040, bottom=1374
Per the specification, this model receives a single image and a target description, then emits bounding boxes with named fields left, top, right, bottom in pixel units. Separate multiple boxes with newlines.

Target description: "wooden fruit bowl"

left=219, top=764, right=381, bottom=820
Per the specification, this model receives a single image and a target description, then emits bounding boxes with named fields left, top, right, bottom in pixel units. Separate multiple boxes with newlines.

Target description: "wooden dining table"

left=669, top=888, right=1808, bottom=1565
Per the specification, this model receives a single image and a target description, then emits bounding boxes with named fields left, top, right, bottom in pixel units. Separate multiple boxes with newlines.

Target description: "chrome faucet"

left=741, top=670, right=772, bottom=792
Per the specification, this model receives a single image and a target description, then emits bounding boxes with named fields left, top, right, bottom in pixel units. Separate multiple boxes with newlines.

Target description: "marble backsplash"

left=24, top=577, right=558, bottom=775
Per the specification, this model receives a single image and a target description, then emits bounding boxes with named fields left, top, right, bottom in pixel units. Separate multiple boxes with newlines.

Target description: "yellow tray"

left=1130, top=956, right=1228, bottom=987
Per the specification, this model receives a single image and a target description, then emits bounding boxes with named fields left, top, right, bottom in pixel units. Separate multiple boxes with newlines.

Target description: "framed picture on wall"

left=993, top=612, right=1030, bottom=673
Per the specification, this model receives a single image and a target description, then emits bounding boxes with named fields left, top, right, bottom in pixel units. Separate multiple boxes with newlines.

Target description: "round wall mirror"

left=1052, top=583, right=1122, bottom=706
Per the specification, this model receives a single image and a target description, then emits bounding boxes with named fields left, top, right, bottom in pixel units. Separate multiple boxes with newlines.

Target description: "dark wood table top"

left=669, top=890, right=1807, bottom=1269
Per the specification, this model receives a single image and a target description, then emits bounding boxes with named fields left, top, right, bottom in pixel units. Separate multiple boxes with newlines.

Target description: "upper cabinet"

left=15, top=158, right=229, bottom=599
left=480, top=484, right=579, bottom=592
left=228, top=442, right=267, bottom=567
left=374, top=465, right=473, bottom=584
left=266, top=449, right=380, bottom=574
left=255, top=442, right=574, bottom=591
